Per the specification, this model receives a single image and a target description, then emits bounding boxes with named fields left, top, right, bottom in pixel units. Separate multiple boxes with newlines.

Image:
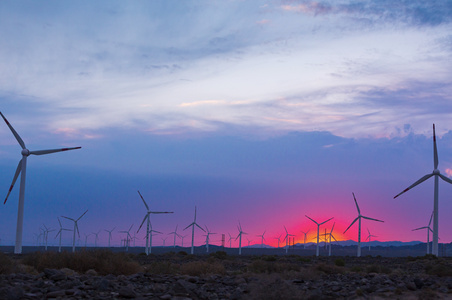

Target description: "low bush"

left=334, top=258, right=345, bottom=267
left=314, top=263, right=344, bottom=274
left=21, top=249, right=142, bottom=275
left=248, top=260, right=299, bottom=274
left=179, top=261, right=225, bottom=276
left=0, top=252, right=16, bottom=274
left=210, top=251, right=227, bottom=260
left=144, top=261, right=178, bottom=274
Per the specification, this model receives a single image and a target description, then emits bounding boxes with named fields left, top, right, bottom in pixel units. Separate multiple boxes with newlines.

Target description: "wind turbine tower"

left=0, top=112, right=82, bottom=254
left=119, top=224, right=133, bottom=252
left=344, top=193, right=383, bottom=257
left=283, top=226, right=295, bottom=254
left=62, top=210, right=88, bottom=253
left=168, top=225, right=182, bottom=248
left=412, top=211, right=434, bottom=255
left=365, top=228, right=377, bottom=251
left=257, top=230, right=266, bottom=248
left=394, top=124, right=452, bottom=256
left=104, top=227, right=115, bottom=248
left=300, top=230, right=309, bottom=249
left=203, top=225, right=216, bottom=253
left=235, top=222, right=247, bottom=255
left=55, top=217, right=71, bottom=253
left=305, top=216, right=333, bottom=256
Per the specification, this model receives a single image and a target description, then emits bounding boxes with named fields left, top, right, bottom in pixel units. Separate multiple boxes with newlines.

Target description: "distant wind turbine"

left=305, top=216, right=333, bottom=256
left=183, top=206, right=205, bottom=254
left=365, top=228, right=377, bottom=251
left=246, top=237, right=252, bottom=247
left=235, top=221, right=247, bottom=255
left=162, top=237, right=168, bottom=247
left=228, top=233, right=233, bottom=248
left=168, top=225, right=182, bottom=248
left=180, top=235, right=187, bottom=247
left=147, top=220, right=162, bottom=254
left=274, top=234, right=282, bottom=248
left=92, top=230, right=101, bottom=248
left=137, top=190, right=173, bottom=255
left=119, top=224, right=133, bottom=252
left=412, top=211, right=434, bottom=255
left=62, top=210, right=88, bottom=253
left=326, top=223, right=338, bottom=256
left=300, top=230, right=310, bottom=249
left=104, top=227, right=115, bottom=248
left=344, top=193, right=383, bottom=257
left=0, top=112, right=82, bottom=254
left=394, top=124, right=452, bottom=256
left=283, top=226, right=295, bottom=254
left=203, top=225, right=216, bottom=253
left=42, top=224, right=55, bottom=251
left=257, top=230, right=266, bottom=248
left=55, top=217, right=72, bottom=253
left=84, top=233, right=92, bottom=247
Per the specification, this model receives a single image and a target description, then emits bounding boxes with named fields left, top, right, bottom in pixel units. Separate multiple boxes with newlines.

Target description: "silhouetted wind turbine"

left=282, top=226, right=295, bottom=254
left=104, top=227, right=115, bottom=248
left=168, top=225, right=182, bottom=248
left=1, top=112, right=82, bottom=254
left=55, top=217, right=71, bottom=253
left=137, top=190, right=173, bottom=255
left=184, top=206, right=205, bottom=254
left=62, top=210, right=88, bottom=253
left=326, top=223, right=338, bottom=256
left=119, top=224, right=133, bottom=252
left=365, top=228, right=377, bottom=251
left=300, top=230, right=310, bottom=249
left=394, top=124, right=452, bottom=256
left=92, top=230, right=101, bottom=248
left=257, top=230, right=266, bottom=248
left=412, top=211, right=434, bottom=255
left=274, top=234, right=282, bottom=248
left=203, top=225, right=216, bottom=253
left=235, top=221, right=247, bottom=255
left=344, top=193, right=383, bottom=257
left=306, top=216, right=333, bottom=256
left=228, top=233, right=233, bottom=248
left=42, top=224, right=55, bottom=251
left=147, top=220, right=162, bottom=254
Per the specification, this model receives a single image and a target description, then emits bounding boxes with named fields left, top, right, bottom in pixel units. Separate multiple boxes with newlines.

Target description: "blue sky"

left=1, top=1, right=452, bottom=247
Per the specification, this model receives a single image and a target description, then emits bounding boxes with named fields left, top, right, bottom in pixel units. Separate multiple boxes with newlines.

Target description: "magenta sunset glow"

left=1, top=1, right=452, bottom=250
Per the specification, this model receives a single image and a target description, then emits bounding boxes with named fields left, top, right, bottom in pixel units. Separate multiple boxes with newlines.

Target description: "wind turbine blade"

left=330, top=222, right=336, bottom=234
left=319, top=217, right=334, bottom=225
left=61, top=216, right=75, bottom=221
left=30, top=147, right=81, bottom=156
left=394, top=173, right=434, bottom=198
left=367, top=228, right=370, bottom=235
left=305, top=215, right=318, bottom=225
left=195, top=223, right=206, bottom=232
left=58, top=217, right=62, bottom=228
left=0, top=112, right=26, bottom=149
left=362, top=216, right=384, bottom=222
left=77, top=210, right=88, bottom=221
left=137, top=190, right=150, bottom=211
left=4, top=159, right=22, bottom=204
left=151, top=211, right=174, bottom=214
left=75, top=224, right=80, bottom=238
left=55, top=229, right=62, bottom=238
left=412, top=226, right=428, bottom=231
left=344, top=217, right=359, bottom=233
left=352, top=193, right=361, bottom=214
left=433, top=124, right=438, bottom=169
left=129, top=224, right=133, bottom=231
left=439, top=174, right=452, bottom=185
left=137, top=214, right=148, bottom=233
left=428, top=211, right=434, bottom=226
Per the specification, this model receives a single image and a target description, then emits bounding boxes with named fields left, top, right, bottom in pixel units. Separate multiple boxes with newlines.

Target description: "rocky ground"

left=1, top=252, right=452, bottom=299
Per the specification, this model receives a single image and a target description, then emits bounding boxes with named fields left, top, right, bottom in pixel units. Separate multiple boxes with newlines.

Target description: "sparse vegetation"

left=0, top=252, right=16, bottom=274
left=334, top=258, right=345, bottom=266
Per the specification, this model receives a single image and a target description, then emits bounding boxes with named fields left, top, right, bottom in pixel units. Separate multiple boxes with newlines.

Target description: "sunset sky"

left=1, top=0, right=452, bottom=248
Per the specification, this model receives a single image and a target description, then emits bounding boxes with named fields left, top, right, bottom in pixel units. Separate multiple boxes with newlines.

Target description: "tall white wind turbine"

left=257, top=230, right=266, bottom=248
left=203, top=225, right=216, bottom=253
left=365, top=228, right=377, bottom=251
left=84, top=233, right=92, bottom=247
left=42, top=224, right=55, bottom=251
left=1, top=112, right=82, bottom=254
left=137, top=190, right=173, bottom=255
left=92, top=230, right=101, bottom=248
left=62, top=210, right=88, bottom=253
left=104, top=227, right=115, bottom=248
left=274, top=234, right=282, bottom=248
left=394, top=124, right=452, bottom=256
left=344, top=193, right=383, bottom=257
left=327, top=223, right=338, bottom=256
left=183, top=206, right=205, bottom=254
left=235, top=222, right=247, bottom=255
left=412, top=211, right=434, bottom=255
left=55, top=217, right=71, bottom=253
left=300, top=230, right=310, bottom=249
left=147, top=220, right=162, bottom=254
left=306, top=216, right=333, bottom=256
left=168, top=225, right=182, bottom=248
left=228, top=233, right=233, bottom=248
left=282, top=226, right=295, bottom=254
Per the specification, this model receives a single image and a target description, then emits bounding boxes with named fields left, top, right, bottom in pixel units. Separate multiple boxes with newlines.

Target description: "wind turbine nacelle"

left=433, top=169, right=440, bottom=175
left=21, top=149, right=30, bottom=156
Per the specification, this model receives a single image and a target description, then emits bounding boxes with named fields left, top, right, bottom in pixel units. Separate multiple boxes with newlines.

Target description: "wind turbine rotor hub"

left=21, top=149, right=30, bottom=156
left=433, top=169, right=440, bottom=175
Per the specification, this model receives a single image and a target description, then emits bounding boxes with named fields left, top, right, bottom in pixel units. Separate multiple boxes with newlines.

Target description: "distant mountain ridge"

left=298, top=240, right=423, bottom=247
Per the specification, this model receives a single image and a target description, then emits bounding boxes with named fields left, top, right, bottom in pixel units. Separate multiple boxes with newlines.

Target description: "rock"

left=406, top=282, right=416, bottom=291
left=46, top=290, right=66, bottom=298
left=414, top=277, right=424, bottom=289
left=118, top=286, right=137, bottom=298
left=95, top=278, right=110, bottom=291
left=85, top=269, right=98, bottom=276
left=159, top=294, right=171, bottom=299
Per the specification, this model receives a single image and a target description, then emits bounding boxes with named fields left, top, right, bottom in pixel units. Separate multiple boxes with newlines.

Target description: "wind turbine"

left=62, top=210, right=88, bottom=253
left=104, top=227, right=115, bottom=248
left=55, top=217, right=71, bottom=253
left=282, top=226, right=295, bottom=254
left=394, top=124, right=452, bottom=256
left=168, top=225, right=182, bottom=248
left=344, top=193, right=383, bottom=257
left=203, top=225, right=216, bottom=253
left=0, top=112, right=82, bottom=254
left=274, top=234, right=282, bottom=248
left=162, top=237, right=168, bottom=247
left=412, top=211, right=434, bottom=255
left=147, top=220, right=162, bottom=254
left=235, top=221, right=247, bottom=255
left=326, top=223, right=338, bottom=256
left=306, top=216, right=333, bottom=256
left=228, top=233, right=233, bottom=248
left=92, top=230, right=101, bottom=248
left=137, top=190, right=173, bottom=255
left=246, top=237, right=252, bottom=247
left=365, top=228, right=377, bottom=251
left=183, top=206, right=205, bottom=254
left=180, top=235, right=187, bottom=247
left=42, top=224, right=55, bottom=251
left=257, top=230, right=266, bottom=248
left=84, top=233, right=92, bottom=248
left=300, top=230, right=310, bottom=249
left=119, top=224, right=133, bottom=252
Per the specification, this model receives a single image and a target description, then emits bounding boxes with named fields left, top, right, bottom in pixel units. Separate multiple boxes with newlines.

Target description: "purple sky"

left=1, top=1, right=452, bottom=248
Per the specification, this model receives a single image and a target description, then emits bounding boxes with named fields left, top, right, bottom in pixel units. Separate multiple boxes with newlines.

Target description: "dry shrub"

left=144, top=261, right=179, bottom=275
left=179, top=261, right=225, bottom=276
left=247, top=260, right=300, bottom=274
left=21, top=250, right=141, bottom=275
left=0, top=252, right=16, bottom=274
left=314, top=263, right=344, bottom=274
left=425, top=263, right=452, bottom=277
left=248, top=273, right=303, bottom=300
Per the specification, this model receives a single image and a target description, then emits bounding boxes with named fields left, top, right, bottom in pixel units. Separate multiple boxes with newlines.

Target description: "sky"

left=1, top=0, right=452, bottom=248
